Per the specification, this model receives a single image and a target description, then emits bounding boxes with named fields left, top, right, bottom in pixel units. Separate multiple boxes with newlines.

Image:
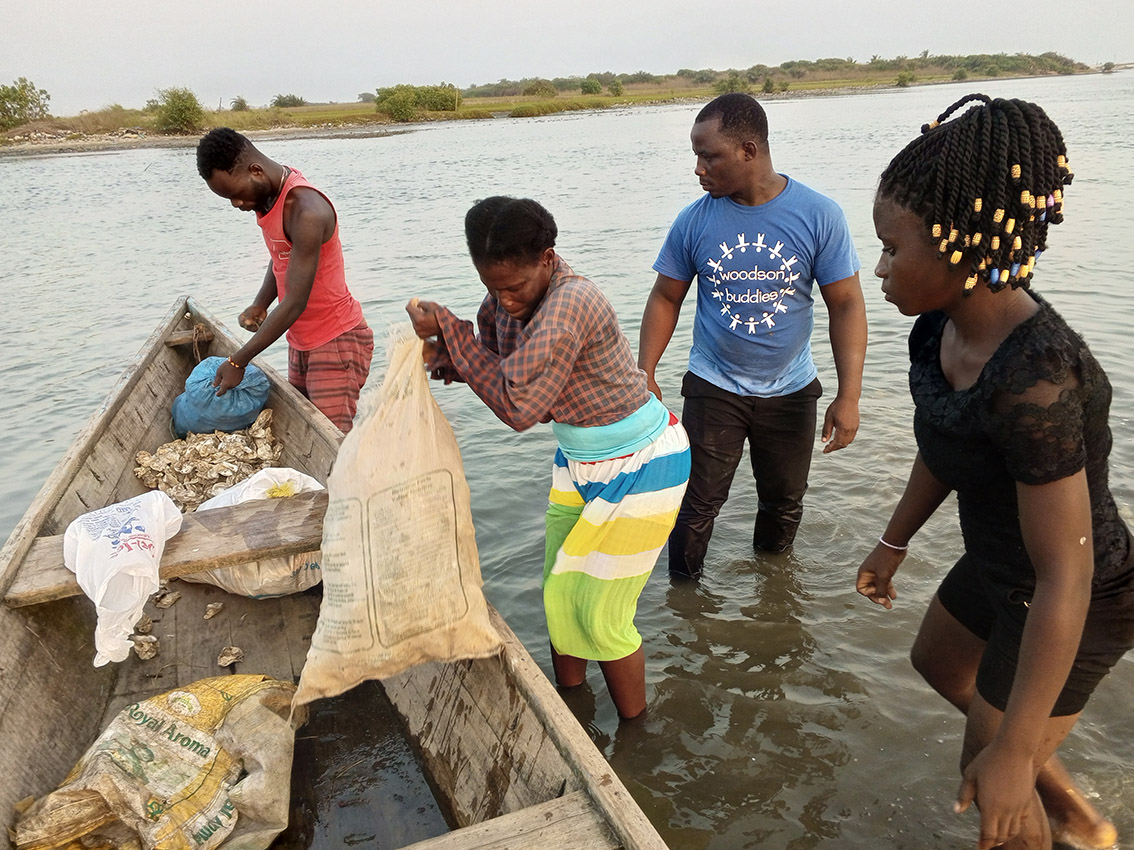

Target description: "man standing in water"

left=195, top=128, right=372, bottom=433
left=638, top=93, right=867, bottom=578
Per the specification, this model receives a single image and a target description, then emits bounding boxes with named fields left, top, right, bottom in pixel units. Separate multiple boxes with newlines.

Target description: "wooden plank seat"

left=4, top=490, right=328, bottom=608
left=399, top=791, right=620, bottom=850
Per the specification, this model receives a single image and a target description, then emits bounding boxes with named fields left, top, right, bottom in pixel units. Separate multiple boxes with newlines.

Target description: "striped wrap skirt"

left=543, top=415, right=690, bottom=661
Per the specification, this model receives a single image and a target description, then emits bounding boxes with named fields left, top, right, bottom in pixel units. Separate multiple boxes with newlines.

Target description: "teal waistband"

left=552, top=395, right=670, bottom=462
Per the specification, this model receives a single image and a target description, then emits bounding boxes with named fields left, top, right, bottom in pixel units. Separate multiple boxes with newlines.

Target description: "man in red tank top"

left=195, top=128, right=372, bottom=433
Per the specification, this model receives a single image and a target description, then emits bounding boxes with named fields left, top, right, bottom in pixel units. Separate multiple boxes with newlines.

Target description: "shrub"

left=714, top=73, right=750, bottom=95
left=522, top=79, right=558, bottom=99
left=896, top=71, right=917, bottom=87
left=762, top=76, right=775, bottom=94
left=374, top=83, right=460, bottom=122
left=379, top=88, right=417, bottom=122
left=608, top=79, right=624, bottom=96
left=270, top=94, right=307, bottom=108
left=0, top=77, right=51, bottom=130
left=580, top=78, right=602, bottom=95
left=153, top=87, right=205, bottom=134
left=230, top=96, right=250, bottom=112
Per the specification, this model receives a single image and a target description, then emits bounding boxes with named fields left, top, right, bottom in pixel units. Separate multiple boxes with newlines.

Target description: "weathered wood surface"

left=399, top=791, right=619, bottom=850
left=5, top=490, right=328, bottom=608
left=386, top=607, right=670, bottom=850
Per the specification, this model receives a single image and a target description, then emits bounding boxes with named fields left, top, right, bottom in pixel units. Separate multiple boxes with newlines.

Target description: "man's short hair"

left=196, top=127, right=251, bottom=179
left=696, top=93, right=769, bottom=146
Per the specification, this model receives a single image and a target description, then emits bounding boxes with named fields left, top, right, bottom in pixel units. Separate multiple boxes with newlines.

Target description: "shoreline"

left=0, top=124, right=418, bottom=158
left=0, top=84, right=894, bottom=159
left=0, top=74, right=1090, bottom=159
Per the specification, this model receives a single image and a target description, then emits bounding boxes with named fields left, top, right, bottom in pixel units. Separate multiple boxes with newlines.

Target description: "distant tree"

left=230, top=95, right=250, bottom=111
left=713, top=73, right=750, bottom=95
left=374, top=83, right=460, bottom=122
left=762, top=76, right=775, bottom=94
left=153, top=87, right=205, bottom=134
left=1103, top=61, right=1115, bottom=72
left=896, top=71, right=917, bottom=87
left=608, top=79, right=624, bottom=96
left=580, top=78, right=602, bottom=95
left=952, top=68, right=968, bottom=80
left=778, top=80, right=789, bottom=92
left=621, top=70, right=658, bottom=84
left=0, top=77, right=51, bottom=130
left=692, top=69, right=717, bottom=84
left=358, top=91, right=376, bottom=103
left=920, top=49, right=930, bottom=60
left=522, top=79, right=558, bottom=98
left=270, top=94, right=307, bottom=108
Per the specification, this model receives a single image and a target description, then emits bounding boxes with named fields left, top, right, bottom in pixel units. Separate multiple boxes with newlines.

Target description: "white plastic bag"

left=293, top=326, right=502, bottom=707
left=63, top=490, right=183, bottom=666
left=181, top=467, right=325, bottom=597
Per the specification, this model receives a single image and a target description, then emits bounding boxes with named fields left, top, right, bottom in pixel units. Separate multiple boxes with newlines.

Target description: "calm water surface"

left=3, top=73, right=1134, bottom=849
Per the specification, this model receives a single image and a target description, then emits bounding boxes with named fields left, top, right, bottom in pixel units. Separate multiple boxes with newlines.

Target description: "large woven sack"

left=15, top=675, right=298, bottom=850
left=293, top=326, right=501, bottom=706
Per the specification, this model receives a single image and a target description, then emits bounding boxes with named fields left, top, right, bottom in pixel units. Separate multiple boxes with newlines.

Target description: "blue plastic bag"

left=171, top=356, right=270, bottom=438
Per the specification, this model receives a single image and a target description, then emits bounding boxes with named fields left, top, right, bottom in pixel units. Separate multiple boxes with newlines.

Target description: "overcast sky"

left=3, top=0, right=1131, bottom=116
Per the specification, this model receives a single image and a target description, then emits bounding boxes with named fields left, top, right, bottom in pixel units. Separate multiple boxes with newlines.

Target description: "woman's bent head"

left=465, top=197, right=559, bottom=321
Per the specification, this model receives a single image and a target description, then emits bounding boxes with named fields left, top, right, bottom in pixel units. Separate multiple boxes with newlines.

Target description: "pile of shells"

left=134, top=409, right=283, bottom=511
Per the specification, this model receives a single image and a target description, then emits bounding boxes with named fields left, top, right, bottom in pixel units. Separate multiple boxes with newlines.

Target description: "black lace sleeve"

left=984, top=338, right=1087, bottom=486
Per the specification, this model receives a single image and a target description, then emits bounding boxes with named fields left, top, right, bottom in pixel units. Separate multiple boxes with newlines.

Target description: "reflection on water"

left=3, top=73, right=1134, bottom=849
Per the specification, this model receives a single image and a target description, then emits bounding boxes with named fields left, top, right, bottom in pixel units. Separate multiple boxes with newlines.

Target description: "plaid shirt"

left=430, top=256, right=649, bottom=431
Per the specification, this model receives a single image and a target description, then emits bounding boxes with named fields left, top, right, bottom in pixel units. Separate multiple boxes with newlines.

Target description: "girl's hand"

left=955, top=742, right=1035, bottom=850
left=855, top=543, right=904, bottom=609
left=406, top=298, right=442, bottom=338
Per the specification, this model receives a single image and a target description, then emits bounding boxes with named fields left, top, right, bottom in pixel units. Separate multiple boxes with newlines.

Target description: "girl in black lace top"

left=858, top=94, right=1134, bottom=850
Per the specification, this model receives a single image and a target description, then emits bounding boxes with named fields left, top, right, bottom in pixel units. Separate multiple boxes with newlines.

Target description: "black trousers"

left=669, top=371, right=822, bottom=577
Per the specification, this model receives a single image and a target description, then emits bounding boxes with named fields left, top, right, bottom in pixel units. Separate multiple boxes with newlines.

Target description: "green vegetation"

left=153, top=87, right=205, bottom=134
left=0, top=77, right=50, bottom=130
left=0, top=52, right=1100, bottom=145
left=270, top=94, right=307, bottom=108
left=375, top=83, right=461, bottom=122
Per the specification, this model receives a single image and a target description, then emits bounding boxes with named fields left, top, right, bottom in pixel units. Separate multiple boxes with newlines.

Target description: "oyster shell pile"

left=134, top=409, right=283, bottom=511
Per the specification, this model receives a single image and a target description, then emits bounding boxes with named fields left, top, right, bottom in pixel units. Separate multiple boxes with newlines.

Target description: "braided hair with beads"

left=878, top=93, right=1073, bottom=292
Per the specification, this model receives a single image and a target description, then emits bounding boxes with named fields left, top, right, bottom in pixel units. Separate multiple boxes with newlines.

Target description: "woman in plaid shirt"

left=407, top=197, right=691, bottom=719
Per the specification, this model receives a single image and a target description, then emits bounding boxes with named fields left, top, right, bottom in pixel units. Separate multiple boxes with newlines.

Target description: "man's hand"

left=406, top=298, right=442, bottom=338
left=212, top=360, right=245, bottom=396
left=821, top=395, right=859, bottom=453
left=239, top=305, right=268, bottom=331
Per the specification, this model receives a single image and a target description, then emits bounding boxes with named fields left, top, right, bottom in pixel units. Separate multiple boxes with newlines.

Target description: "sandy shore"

left=0, top=124, right=415, bottom=158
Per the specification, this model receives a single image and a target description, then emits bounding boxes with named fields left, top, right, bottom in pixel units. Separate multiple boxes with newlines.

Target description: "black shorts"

left=937, top=547, right=1134, bottom=716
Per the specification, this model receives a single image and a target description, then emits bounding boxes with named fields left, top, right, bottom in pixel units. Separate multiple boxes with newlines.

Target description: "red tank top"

left=256, top=167, right=363, bottom=350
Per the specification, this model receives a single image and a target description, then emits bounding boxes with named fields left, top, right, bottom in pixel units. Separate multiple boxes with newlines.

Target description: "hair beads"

left=879, top=94, right=1073, bottom=292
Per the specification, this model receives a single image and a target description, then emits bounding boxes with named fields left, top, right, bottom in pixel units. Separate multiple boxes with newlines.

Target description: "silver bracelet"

left=878, top=535, right=909, bottom=552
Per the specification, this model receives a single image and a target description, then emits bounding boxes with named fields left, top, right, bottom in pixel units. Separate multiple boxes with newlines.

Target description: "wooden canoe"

left=0, top=296, right=668, bottom=850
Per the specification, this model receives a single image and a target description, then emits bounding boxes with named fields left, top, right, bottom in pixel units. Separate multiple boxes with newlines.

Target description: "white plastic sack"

left=293, top=326, right=502, bottom=707
left=63, top=490, right=183, bottom=667
left=181, top=467, right=325, bottom=597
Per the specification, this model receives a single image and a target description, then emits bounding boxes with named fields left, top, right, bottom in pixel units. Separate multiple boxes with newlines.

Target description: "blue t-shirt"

left=653, top=176, right=859, bottom=397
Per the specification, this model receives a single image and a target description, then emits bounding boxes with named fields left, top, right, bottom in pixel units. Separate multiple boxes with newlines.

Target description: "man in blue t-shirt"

left=639, top=93, right=867, bottom=578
